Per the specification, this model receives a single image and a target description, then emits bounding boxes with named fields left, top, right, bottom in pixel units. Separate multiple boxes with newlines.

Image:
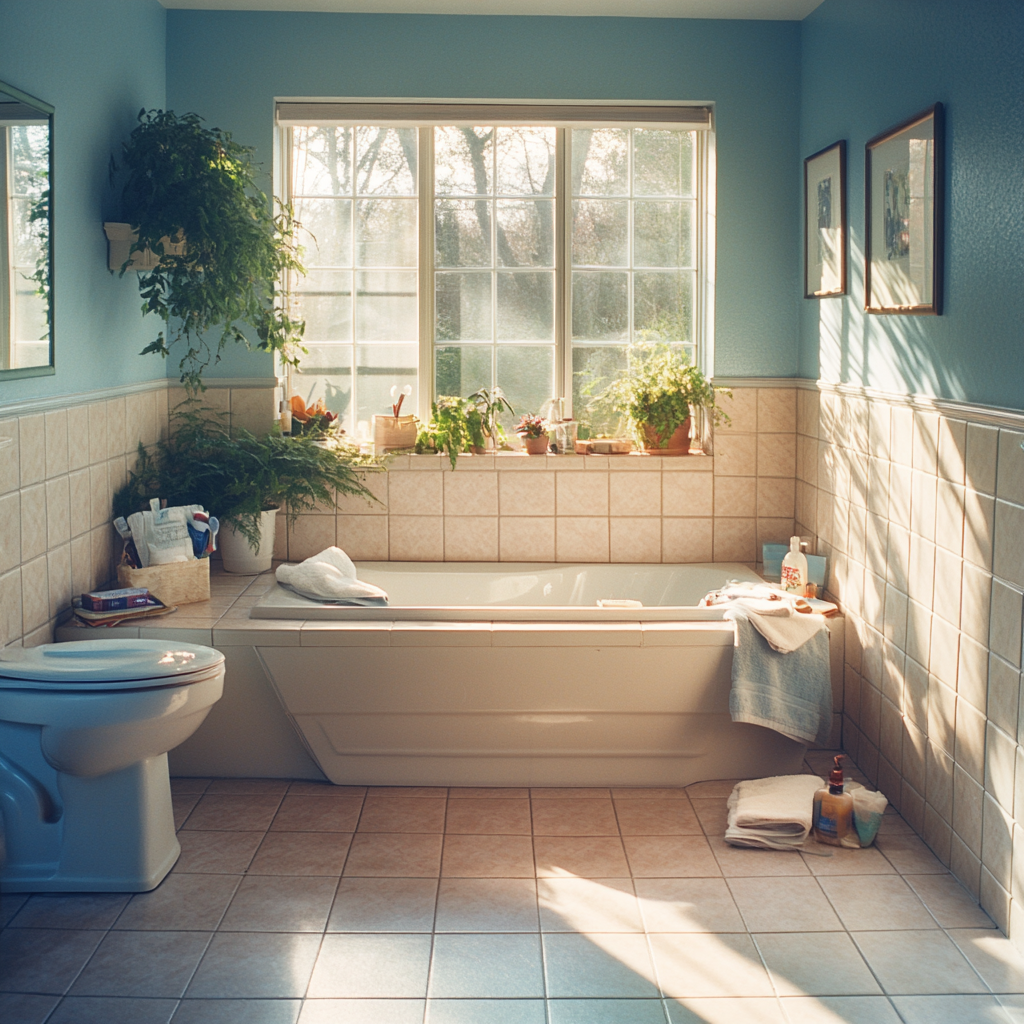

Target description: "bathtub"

left=248, top=562, right=841, bottom=787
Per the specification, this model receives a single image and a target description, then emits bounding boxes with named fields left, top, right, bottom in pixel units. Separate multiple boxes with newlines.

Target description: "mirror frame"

left=0, top=79, right=54, bottom=381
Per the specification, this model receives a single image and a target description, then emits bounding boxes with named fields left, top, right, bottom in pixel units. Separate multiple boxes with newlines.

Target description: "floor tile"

left=287, top=782, right=367, bottom=797
left=728, top=876, right=842, bottom=932
left=610, top=788, right=689, bottom=800
left=69, top=929, right=210, bottom=998
left=547, top=998, right=667, bottom=1023
left=367, top=786, right=447, bottom=798
left=0, top=993, right=60, bottom=1024
left=754, top=931, right=881, bottom=996
left=181, top=793, right=283, bottom=831
left=435, top=878, right=539, bottom=932
left=185, top=932, right=321, bottom=998
left=535, top=836, right=630, bottom=878
left=649, top=932, right=774, bottom=997
left=46, top=996, right=178, bottom=1024
left=613, top=798, right=702, bottom=835
left=891, top=994, right=1012, bottom=1023
left=173, top=793, right=201, bottom=828
left=852, top=930, right=988, bottom=995
left=543, top=932, right=658, bottom=998
left=448, top=787, right=530, bottom=799
left=666, top=997, right=787, bottom=1023
left=114, top=873, right=241, bottom=931
left=328, top=877, right=438, bottom=932
left=0, top=927, right=103, bottom=994
left=948, top=929, right=1024, bottom=993
left=271, top=795, right=363, bottom=832
left=426, top=998, right=547, bottom=1023
left=207, top=778, right=291, bottom=795
left=443, top=834, right=536, bottom=877
left=779, top=995, right=903, bottom=1023
left=219, top=875, right=337, bottom=932
left=905, top=874, right=997, bottom=928
left=344, top=832, right=443, bottom=876
left=684, top=780, right=740, bottom=799
left=635, top=877, right=745, bottom=932
left=0, top=893, right=29, bottom=928
left=307, top=933, right=432, bottom=998
left=298, top=999, right=424, bottom=1023
left=707, top=836, right=811, bottom=877
left=248, top=831, right=352, bottom=875
left=357, top=796, right=447, bottom=833
left=531, top=799, right=620, bottom=836
left=530, top=788, right=612, bottom=799
left=170, top=778, right=211, bottom=794
left=875, top=833, right=948, bottom=873
left=444, top=798, right=532, bottom=834
left=429, top=933, right=545, bottom=998
left=622, top=834, right=721, bottom=877
left=174, top=831, right=265, bottom=874
left=690, top=798, right=729, bottom=836
left=538, top=877, right=643, bottom=933
left=172, top=999, right=301, bottom=1023
left=817, top=875, right=936, bottom=931
left=6, top=893, right=130, bottom=930
left=799, top=841, right=896, bottom=875
left=999, top=995, right=1024, bottom=1021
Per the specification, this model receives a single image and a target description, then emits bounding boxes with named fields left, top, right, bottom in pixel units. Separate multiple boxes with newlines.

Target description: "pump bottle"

left=781, top=535, right=808, bottom=594
left=812, top=755, right=854, bottom=847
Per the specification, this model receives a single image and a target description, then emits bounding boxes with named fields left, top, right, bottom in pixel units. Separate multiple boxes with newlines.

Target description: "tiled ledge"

left=383, top=451, right=714, bottom=471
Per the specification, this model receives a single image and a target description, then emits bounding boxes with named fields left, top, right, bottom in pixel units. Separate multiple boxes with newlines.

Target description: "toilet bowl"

left=0, top=639, right=225, bottom=892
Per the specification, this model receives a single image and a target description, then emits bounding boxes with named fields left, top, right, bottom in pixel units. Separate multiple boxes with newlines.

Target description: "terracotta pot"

left=522, top=435, right=549, bottom=455
left=642, top=417, right=692, bottom=454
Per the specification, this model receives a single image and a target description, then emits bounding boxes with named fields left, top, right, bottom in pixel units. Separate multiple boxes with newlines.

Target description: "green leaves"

left=415, top=396, right=476, bottom=469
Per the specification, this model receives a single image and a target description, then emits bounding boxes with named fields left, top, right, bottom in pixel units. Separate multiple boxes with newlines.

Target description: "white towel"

left=724, top=774, right=823, bottom=850
left=703, top=582, right=826, bottom=653
left=276, top=547, right=389, bottom=606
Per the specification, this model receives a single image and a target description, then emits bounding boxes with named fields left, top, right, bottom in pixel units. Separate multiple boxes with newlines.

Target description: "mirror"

left=0, top=80, right=53, bottom=378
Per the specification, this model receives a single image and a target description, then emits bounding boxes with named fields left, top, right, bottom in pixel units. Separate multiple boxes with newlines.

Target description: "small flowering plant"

left=289, top=396, right=340, bottom=438
left=515, top=414, right=547, bottom=439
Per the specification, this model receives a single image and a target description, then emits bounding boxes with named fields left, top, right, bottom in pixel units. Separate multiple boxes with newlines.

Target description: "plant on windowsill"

left=515, top=414, right=550, bottom=455
left=466, top=386, right=516, bottom=454
left=114, top=402, right=379, bottom=573
left=111, top=109, right=306, bottom=395
left=414, top=396, right=475, bottom=469
left=596, top=342, right=730, bottom=455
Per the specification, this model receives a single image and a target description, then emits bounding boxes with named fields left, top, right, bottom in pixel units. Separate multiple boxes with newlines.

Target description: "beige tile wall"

left=796, top=385, right=1024, bottom=945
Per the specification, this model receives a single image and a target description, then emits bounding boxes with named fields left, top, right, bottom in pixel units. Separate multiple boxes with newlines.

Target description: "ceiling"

left=156, top=0, right=825, bottom=20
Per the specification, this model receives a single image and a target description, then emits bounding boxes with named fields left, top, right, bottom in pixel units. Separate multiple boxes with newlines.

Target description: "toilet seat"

left=0, top=639, right=225, bottom=691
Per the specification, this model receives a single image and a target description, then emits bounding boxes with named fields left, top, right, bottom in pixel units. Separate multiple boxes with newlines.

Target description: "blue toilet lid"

left=0, top=639, right=224, bottom=688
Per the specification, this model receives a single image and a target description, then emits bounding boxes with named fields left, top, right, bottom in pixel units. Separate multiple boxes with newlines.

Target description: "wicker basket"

left=373, top=414, right=417, bottom=451
left=117, top=557, right=211, bottom=606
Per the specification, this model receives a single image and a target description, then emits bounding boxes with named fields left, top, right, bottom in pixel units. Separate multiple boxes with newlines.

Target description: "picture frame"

left=865, top=103, right=944, bottom=315
left=804, top=140, right=847, bottom=298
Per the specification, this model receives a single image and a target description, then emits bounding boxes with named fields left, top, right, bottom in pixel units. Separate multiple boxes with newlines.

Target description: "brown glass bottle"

left=812, top=755, right=854, bottom=846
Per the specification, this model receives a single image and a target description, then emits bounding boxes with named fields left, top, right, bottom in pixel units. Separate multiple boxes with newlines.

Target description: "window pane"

left=355, top=127, right=417, bottom=195
left=496, top=272, right=554, bottom=341
left=496, top=127, right=555, bottom=196
left=497, top=200, right=554, bottom=267
left=572, top=344, right=628, bottom=438
left=292, top=269, right=351, bottom=342
left=356, top=344, right=418, bottom=425
left=295, top=198, right=352, bottom=267
left=355, top=270, right=417, bottom=341
left=435, top=344, right=492, bottom=400
left=634, top=129, right=693, bottom=197
left=572, top=128, right=628, bottom=196
left=571, top=272, right=628, bottom=342
left=355, top=198, right=417, bottom=267
left=634, top=271, right=694, bottom=343
left=572, top=199, right=628, bottom=267
left=293, top=345, right=354, bottom=429
left=435, top=126, right=493, bottom=196
left=435, top=199, right=491, bottom=267
left=292, top=127, right=352, bottom=196
left=634, top=201, right=694, bottom=268
left=496, top=345, right=554, bottom=422
left=435, top=272, right=491, bottom=342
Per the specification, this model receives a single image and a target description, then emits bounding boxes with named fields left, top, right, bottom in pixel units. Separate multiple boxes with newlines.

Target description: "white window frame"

left=277, top=100, right=716, bottom=427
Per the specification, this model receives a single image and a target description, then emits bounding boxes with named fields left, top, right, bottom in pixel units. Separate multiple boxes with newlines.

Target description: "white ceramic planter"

left=219, top=508, right=278, bottom=574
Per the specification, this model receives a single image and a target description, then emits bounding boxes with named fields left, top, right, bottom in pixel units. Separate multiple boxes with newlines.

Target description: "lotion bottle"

left=781, top=535, right=808, bottom=594
left=812, top=755, right=854, bottom=847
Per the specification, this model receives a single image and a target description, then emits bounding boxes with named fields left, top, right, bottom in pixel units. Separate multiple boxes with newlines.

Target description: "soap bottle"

left=812, top=755, right=854, bottom=847
left=781, top=535, right=808, bottom=594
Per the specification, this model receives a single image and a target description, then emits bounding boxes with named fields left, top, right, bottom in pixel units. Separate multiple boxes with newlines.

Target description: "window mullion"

left=555, top=126, right=569, bottom=416
left=417, top=125, right=434, bottom=421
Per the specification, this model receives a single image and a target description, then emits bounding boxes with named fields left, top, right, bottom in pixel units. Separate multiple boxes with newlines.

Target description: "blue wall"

left=165, top=11, right=802, bottom=380
left=0, top=0, right=167, bottom=403
left=800, top=0, right=1024, bottom=408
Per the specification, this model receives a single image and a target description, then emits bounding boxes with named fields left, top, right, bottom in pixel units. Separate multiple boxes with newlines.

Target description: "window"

left=280, top=104, right=712, bottom=439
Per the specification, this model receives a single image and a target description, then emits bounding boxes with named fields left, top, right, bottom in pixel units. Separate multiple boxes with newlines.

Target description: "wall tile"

left=551, top=470, right=608, bottom=518
left=964, top=490, right=995, bottom=571
left=756, top=388, right=796, bottom=433
left=904, top=656, right=928, bottom=727
left=955, top=697, right=987, bottom=784
left=967, top=424, right=999, bottom=497
left=902, top=717, right=927, bottom=794
left=713, top=477, right=755, bottom=518
left=91, top=525, right=114, bottom=590
left=45, top=477, right=70, bottom=549
left=924, top=804, right=953, bottom=866
left=935, top=481, right=965, bottom=555
left=21, top=554, right=49, bottom=633
left=715, top=388, right=757, bottom=433
left=662, top=518, right=713, bottom=563
left=981, top=867, right=1011, bottom=933
left=756, top=517, right=795, bottom=551
left=927, top=678, right=956, bottom=757
left=712, top=517, right=755, bottom=563
left=498, top=472, right=555, bottom=517
left=938, top=417, right=968, bottom=486
left=288, top=515, right=337, bottom=561
left=712, top=433, right=756, bottom=476
left=609, top=472, right=660, bottom=516
left=890, top=405, right=914, bottom=467
left=230, top=387, right=277, bottom=435
left=68, top=469, right=91, bottom=540
left=66, top=405, right=91, bottom=472
left=124, top=394, right=144, bottom=456
left=0, top=419, right=20, bottom=495
left=990, top=581, right=1023, bottom=669
left=556, top=517, right=609, bottom=562
left=868, top=401, right=891, bottom=459
left=0, top=491, right=21, bottom=573
left=662, top=471, right=712, bottom=518
left=610, top=518, right=660, bottom=563
left=44, top=410, right=68, bottom=479
left=0, top=568, right=23, bottom=647
left=21, top=484, right=47, bottom=562
left=70, top=533, right=93, bottom=598
left=444, top=517, right=498, bottom=561
left=389, top=516, right=444, bottom=561
left=910, top=469, right=937, bottom=539
left=932, top=548, right=963, bottom=628
left=444, top=471, right=499, bottom=517
left=950, top=834, right=982, bottom=899
left=106, top=398, right=126, bottom=458
left=913, top=411, right=939, bottom=474
left=987, top=655, right=1020, bottom=738
left=995, top=501, right=1024, bottom=590
left=960, top=563, right=992, bottom=646
left=756, top=434, right=796, bottom=478
left=47, top=543, right=72, bottom=619
left=796, top=388, right=819, bottom=438
left=499, top=517, right=555, bottom=562
left=756, top=477, right=794, bottom=518
left=337, top=470, right=389, bottom=515
left=927, top=741, right=955, bottom=822
left=907, top=534, right=935, bottom=609
left=88, top=402, right=108, bottom=466
left=883, top=585, right=909, bottom=651
left=953, top=764, right=984, bottom=857
left=796, top=435, right=817, bottom=486
left=389, top=471, right=444, bottom=516
left=997, top=430, right=1024, bottom=506
left=986, top=722, right=1016, bottom=814
left=337, top=516, right=389, bottom=560
left=19, top=414, right=45, bottom=486
left=957, top=633, right=989, bottom=713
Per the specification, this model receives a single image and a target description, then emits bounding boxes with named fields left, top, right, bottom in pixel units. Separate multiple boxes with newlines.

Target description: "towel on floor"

left=702, top=581, right=822, bottom=653
left=727, top=607, right=832, bottom=745
left=276, top=547, right=389, bottom=606
left=725, top=774, right=823, bottom=850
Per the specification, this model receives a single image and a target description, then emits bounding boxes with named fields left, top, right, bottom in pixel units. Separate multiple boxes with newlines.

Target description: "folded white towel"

left=703, top=582, right=826, bottom=653
left=276, top=547, right=389, bottom=606
left=724, top=774, right=823, bottom=850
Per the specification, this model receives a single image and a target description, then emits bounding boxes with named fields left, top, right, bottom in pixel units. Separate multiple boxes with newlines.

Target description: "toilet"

left=0, top=639, right=225, bottom=892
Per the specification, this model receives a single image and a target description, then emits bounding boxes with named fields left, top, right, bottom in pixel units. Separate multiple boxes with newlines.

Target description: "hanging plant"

left=113, top=109, right=305, bottom=394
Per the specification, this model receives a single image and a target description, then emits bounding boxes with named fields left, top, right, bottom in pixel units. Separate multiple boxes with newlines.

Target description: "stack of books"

left=73, top=587, right=176, bottom=628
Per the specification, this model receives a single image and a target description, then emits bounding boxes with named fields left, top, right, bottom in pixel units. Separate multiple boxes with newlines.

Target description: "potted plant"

left=373, top=385, right=417, bottom=451
left=111, top=109, right=305, bottom=394
left=115, top=403, right=379, bottom=573
left=414, top=396, right=475, bottom=469
left=288, top=395, right=341, bottom=439
left=467, top=386, right=515, bottom=453
left=515, top=414, right=550, bottom=455
left=598, top=343, right=729, bottom=454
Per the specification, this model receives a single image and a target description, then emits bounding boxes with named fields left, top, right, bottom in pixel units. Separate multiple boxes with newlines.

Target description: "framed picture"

left=804, top=140, right=847, bottom=297
left=865, top=103, right=944, bottom=315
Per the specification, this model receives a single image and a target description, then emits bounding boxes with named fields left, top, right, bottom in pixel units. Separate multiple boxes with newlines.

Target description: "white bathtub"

left=251, top=563, right=840, bottom=787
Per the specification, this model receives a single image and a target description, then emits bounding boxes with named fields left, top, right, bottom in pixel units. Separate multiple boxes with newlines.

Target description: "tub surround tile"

left=499, top=516, right=555, bottom=561
left=389, top=516, right=444, bottom=561
left=443, top=516, right=499, bottom=561
left=661, top=517, right=713, bottom=562
left=556, top=472, right=608, bottom=517
left=498, top=472, right=555, bottom=516
left=609, top=517, right=661, bottom=562
left=555, top=517, right=609, bottom=562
